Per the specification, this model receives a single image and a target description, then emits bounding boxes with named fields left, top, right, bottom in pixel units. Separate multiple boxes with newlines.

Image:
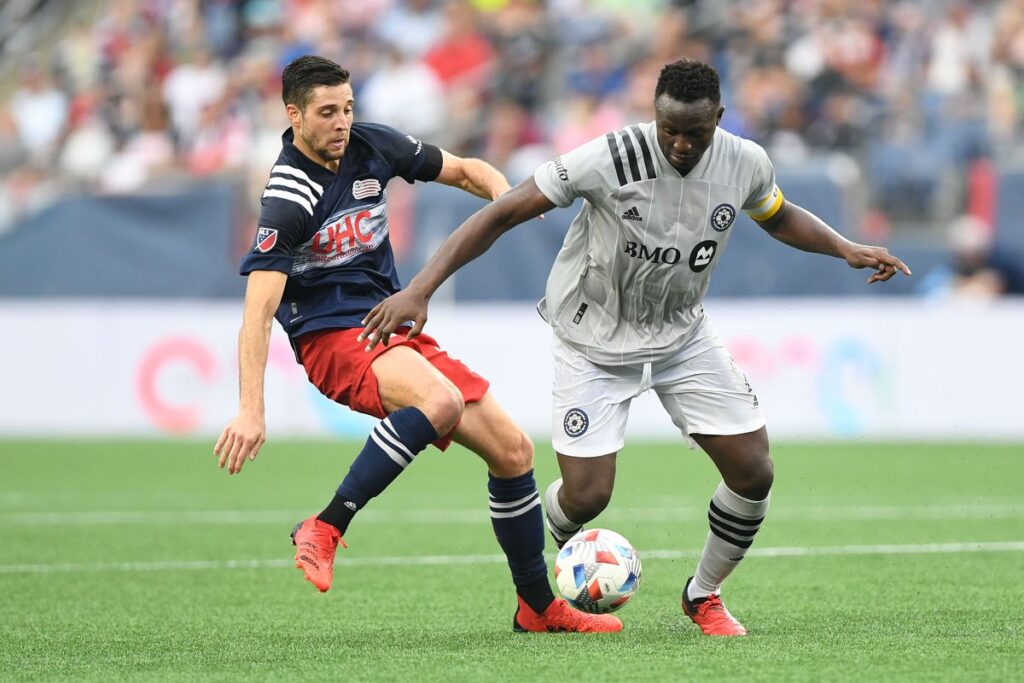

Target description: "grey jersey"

left=534, top=122, right=784, bottom=365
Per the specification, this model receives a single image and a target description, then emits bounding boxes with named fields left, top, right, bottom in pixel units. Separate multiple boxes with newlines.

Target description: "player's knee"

left=507, top=428, right=535, bottom=474
left=485, top=428, right=534, bottom=478
left=730, top=455, right=774, bottom=501
left=561, top=481, right=612, bottom=523
left=421, top=384, right=465, bottom=435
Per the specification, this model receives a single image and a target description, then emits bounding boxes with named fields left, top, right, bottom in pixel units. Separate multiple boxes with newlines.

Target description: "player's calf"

left=543, top=478, right=583, bottom=548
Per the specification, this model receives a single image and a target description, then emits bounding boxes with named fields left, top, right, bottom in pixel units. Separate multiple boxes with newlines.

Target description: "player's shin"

left=317, top=407, right=438, bottom=534
left=688, top=481, right=769, bottom=601
left=488, top=470, right=556, bottom=614
left=544, top=478, right=583, bottom=548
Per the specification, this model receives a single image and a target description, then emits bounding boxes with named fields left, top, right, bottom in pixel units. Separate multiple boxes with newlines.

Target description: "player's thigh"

left=654, top=344, right=765, bottom=446
left=551, top=337, right=637, bottom=458
left=451, top=392, right=533, bottom=478
left=371, top=345, right=464, bottom=426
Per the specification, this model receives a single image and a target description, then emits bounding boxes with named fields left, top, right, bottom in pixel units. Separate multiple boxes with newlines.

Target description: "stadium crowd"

left=1, top=0, right=1022, bottom=293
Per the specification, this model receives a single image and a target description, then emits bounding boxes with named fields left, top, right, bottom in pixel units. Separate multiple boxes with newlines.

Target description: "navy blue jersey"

left=240, top=123, right=443, bottom=339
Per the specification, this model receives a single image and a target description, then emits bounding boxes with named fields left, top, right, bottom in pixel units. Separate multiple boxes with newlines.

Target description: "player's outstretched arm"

left=434, top=149, right=511, bottom=201
left=214, top=269, right=287, bottom=475
left=757, top=200, right=911, bottom=284
left=359, top=177, right=555, bottom=350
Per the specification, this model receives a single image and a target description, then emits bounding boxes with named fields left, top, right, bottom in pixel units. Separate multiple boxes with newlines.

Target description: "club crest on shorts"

left=255, top=226, right=278, bottom=253
left=711, top=203, right=736, bottom=231
left=563, top=408, right=589, bottom=437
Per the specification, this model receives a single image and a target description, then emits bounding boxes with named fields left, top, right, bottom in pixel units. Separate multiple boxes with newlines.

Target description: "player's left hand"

left=843, top=244, right=911, bottom=284
left=358, top=286, right=430, bottom=351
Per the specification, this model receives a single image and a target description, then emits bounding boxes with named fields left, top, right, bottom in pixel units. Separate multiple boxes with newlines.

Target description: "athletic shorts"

left=551, top=329, right=765, bottom=457
left=296, top=327, right=490, bottom=451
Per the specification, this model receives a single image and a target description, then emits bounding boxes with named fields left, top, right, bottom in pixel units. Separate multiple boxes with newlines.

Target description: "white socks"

left=543, top=478, right=582, bottom=546
left=688, top=481, right=769, bottom=601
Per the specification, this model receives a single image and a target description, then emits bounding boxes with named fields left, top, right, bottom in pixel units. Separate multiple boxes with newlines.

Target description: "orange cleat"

left=290, top=517, right=346, bottom=592
left=513, top=595, right=623, bottom=633
left=681, top=577, right=747, bottom=636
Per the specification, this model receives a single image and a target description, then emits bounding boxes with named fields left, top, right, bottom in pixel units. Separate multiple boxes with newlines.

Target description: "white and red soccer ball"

left=554, top=528, right=642, bottom=613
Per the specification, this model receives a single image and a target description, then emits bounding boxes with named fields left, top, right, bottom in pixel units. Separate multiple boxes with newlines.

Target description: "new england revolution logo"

left=255, top=226, right=278, bottom=253
left=563, top=408, right=589, bottom=438
left=711, top=203, right=736, bottom=232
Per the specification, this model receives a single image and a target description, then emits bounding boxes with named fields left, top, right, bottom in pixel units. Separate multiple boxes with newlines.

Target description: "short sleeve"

left=239, top=194, right=308, bottom=275
left=356, top=122, right=442, bottom=184
left=741, top=140, right=785, bottom=221
left=534, top=134, right=614, bottom=208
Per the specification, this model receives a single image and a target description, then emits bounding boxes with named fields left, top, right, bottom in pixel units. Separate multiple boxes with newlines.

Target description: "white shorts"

left=550, top=330, right=766, bottom=457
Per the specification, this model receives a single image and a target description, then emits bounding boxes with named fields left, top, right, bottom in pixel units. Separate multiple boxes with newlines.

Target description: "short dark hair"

left=655, top=59, right=720, bottom=105
left=282, top=55, right=350, bottom=112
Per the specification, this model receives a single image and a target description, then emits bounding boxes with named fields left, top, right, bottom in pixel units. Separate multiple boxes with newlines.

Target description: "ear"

left=716, top=106, right=725, bottom=125
left=285, top=103, right=302, bottom=127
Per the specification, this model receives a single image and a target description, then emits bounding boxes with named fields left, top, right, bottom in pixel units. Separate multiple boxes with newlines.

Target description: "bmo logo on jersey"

left=623, top=241, right=682, bottom=265
left=689, top=240, right=718, bottom=272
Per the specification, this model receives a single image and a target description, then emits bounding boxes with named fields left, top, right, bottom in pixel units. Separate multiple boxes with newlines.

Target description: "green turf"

left=1, top=439, right=1022, bottom=682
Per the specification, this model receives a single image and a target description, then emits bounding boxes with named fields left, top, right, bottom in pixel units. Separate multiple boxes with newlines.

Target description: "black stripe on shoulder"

left=630, top=125, right=657, bottom=179
left=605, top=132, right=627, bottom=186
left=618, top=130, right=641, bottom=182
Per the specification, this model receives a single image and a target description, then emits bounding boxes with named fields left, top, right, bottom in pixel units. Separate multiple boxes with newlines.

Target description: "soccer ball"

left=553, top=528, right=642, bottom=613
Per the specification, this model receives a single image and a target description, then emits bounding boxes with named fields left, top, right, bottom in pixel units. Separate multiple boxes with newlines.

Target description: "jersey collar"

left=281, top=128, right=341, bottom=184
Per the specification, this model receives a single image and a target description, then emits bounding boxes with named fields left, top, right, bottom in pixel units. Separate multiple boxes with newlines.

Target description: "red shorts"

left=295, top=327, right=490, bottom=450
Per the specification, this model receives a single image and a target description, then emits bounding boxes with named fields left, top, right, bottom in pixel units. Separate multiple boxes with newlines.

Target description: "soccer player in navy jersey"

left=212, top=56, right=620, bottom=633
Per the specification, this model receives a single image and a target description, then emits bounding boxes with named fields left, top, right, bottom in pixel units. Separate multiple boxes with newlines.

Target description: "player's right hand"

left=358, top=287, right=430, bottom=351
left=214, top=413, right=266, bottom=475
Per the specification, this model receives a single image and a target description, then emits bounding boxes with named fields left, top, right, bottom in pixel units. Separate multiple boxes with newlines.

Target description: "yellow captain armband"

left=745, top=185, right=785, bottom=221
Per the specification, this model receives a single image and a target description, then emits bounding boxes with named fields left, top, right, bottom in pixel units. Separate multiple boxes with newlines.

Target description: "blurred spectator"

left=948, top=215, right=1024, bottom=297
left=10, top=66, right=68, bottom=162
left=162, top=48, right=227, bottom=144
left=374, top=0, right=445, bottom=58
left=360, top=45, right=446, bottom=141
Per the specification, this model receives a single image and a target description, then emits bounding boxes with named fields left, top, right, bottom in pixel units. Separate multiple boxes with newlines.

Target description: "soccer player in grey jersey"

left=360, top=59, right=910, bottom=636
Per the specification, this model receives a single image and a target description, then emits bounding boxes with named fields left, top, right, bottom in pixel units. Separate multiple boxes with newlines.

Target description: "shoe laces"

left=302, top=522, right=346, bottom=554
left=697, top=594, right=735, bottom=622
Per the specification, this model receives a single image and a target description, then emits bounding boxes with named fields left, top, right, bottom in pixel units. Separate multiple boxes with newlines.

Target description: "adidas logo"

left=344, top=501, right=357, bottom=511
left=621, top=206, right=642, bottom=221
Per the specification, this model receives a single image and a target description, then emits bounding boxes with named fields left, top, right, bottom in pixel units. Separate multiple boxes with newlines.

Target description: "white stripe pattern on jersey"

left=261, top=188, right=314, bottom=215
left=262, top=164, right=324, bottom=216
left=266, top=176, right=318, bottom=204
left=270, top=164, right=324, bottom=195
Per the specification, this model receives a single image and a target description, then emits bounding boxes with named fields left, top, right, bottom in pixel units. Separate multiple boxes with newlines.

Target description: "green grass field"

left=1, top=440, right=1022, bottom=682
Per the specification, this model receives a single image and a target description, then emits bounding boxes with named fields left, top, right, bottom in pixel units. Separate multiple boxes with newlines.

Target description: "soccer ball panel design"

left=554, top=528, right=642, bottom=613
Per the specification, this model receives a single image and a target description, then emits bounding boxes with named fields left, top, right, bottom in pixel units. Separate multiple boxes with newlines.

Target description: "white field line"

left=2, top=504, right=1024, bottom=526
left=0, top=541, right=1022, bottom=575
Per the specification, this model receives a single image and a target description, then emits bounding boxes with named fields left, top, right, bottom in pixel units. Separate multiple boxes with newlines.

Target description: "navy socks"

left=317, top=407, right=438, bottom=535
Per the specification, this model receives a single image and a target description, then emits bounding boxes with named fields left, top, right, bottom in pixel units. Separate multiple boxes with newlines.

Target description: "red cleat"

left=681, top=577, right=747, bottom=636
left=290, top=517, right=346, bottom=592
left=513, top=595, right=623, bottom=633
